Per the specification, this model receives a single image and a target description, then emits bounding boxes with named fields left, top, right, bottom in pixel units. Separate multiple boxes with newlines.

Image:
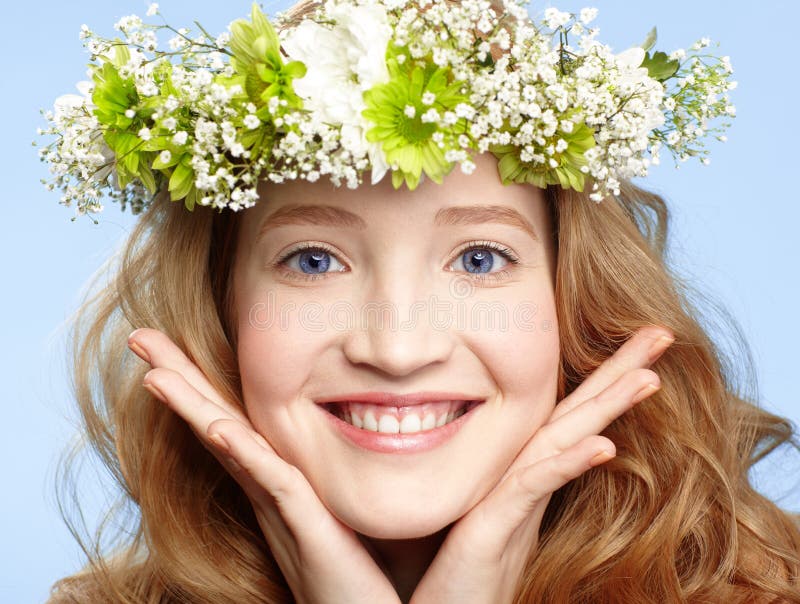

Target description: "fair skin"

left=127, top=153, right=674, bottom=603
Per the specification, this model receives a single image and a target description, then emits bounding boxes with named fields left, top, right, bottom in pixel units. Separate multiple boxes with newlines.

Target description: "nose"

left=341, top=270, right=456, bottom=377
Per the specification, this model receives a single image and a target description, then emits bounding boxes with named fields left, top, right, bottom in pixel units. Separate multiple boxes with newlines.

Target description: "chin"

left=340, top=509, right=456, bottom=540
left=325, top=486, right=473, bottom=539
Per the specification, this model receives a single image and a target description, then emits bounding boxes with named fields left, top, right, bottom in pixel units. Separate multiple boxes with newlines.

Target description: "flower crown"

left=38, top=0, right=736, bottom=221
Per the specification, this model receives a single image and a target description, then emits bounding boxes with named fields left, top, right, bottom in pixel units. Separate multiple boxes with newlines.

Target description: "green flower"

left=91, top=44, right=160, bottom=194
left=228, top=3, right=307, bottom=116
left=492, top=121, right=596, bottom=191
left=362, top=53, right=469, bottom=190
left=91, top=44, right=138, bottom=129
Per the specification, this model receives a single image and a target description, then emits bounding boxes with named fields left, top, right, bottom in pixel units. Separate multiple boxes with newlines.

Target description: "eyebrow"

left=434, top=205, right=540, bottom=242
left=256, top=203, right=539, bottom=242
left=256, top=204, right=367, bottom=242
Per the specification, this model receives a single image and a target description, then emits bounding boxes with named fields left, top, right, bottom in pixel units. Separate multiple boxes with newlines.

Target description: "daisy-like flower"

left=362, top=53, right=469, bottom=190
left=492, top=120, right=596, bottom=190
left=281, top=0, right=393, bottom=184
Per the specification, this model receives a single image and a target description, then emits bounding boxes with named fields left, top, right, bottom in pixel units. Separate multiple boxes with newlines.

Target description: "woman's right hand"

left=127, top=328, right=402, bottom=604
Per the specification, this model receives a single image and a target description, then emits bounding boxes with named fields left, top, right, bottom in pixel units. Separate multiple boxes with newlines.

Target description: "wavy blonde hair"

left=47, top=177, right=800, bottom=603
left=48, top=2, right=800, bottom=601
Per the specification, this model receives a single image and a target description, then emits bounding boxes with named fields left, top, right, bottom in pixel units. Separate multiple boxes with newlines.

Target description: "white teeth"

left=335, top=400, right=479, bottom=434
left=399, top=414, right=422, bottom=434
left=378, top=415, right=400, bottom=434
left=363, top=410, right=378, bottom=431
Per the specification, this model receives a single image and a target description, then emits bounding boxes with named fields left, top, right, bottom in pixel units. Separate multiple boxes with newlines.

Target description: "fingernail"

left=142, top=380, right=166, bottom=402
left=128, top=339, right=150, bottom=364
left=633, top=382, right=660, bottom=403
left=647, top=334, right=674, bottom=364
left=590, top=450, right=615, bottom=466
left=209, top=434, right=241, bottom=473
left=209, top=433, right=230, bottom=454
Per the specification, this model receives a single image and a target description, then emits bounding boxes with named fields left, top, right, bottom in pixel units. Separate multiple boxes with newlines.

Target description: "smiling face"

left=231, top=152, right=560, bottom=539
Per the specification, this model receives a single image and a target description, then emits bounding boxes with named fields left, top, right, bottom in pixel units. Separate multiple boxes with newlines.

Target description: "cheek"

left=460, top=285, right=560, bottom=453
left=235, top=288, right=330, bottom=454
left=466, top=277, right=559, bottom=389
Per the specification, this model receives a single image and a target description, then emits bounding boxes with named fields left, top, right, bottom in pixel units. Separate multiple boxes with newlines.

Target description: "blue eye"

left=278, top=243, right=345, bottom=278
left=450, top=241, right=519, bottom=276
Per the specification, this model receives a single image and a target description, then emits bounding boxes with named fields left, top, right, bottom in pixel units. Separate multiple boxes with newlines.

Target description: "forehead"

left=238, top=152, right=551, bottom=246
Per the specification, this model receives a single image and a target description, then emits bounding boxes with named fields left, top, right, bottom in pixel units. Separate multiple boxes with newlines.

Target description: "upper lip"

left=315, top=391, right=484, bottom=407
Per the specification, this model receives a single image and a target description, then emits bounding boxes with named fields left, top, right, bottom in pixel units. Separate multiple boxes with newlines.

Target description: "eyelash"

left=273, top=240, right=520, bottom=283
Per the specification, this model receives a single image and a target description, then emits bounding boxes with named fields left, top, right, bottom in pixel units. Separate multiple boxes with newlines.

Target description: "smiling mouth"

left=321, top=400, right=482, bottom=435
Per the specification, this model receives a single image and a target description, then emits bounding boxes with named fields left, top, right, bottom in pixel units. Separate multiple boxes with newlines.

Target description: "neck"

left=358, top=525, right=451, bottom=604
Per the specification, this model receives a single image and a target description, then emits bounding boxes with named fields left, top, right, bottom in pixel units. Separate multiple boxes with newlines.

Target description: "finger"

left=142, top=366, right=264, bottom=450
left=548, top=325, right=674, bottom=424
left=206, top=419, right=296, bottom=504
left=129, top=327, right=249, bottom=423
left=519, top=368, right=659, bottom=465
left=468, top=436, right=615, bottom=554
left=206, top=422, right=402, bottom=604
left=206, top=419, right=346, bottom=548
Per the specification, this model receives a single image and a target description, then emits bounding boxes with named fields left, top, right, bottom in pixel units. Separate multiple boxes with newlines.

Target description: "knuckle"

left=275, top=466, right=305, bottom=499
left=530, top=430, right=562, bottom=458
left=545, top=456, right=575, bottom=483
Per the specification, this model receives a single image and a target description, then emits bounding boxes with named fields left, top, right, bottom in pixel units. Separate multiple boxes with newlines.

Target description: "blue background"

left=2, top=1, right=798, bottom=601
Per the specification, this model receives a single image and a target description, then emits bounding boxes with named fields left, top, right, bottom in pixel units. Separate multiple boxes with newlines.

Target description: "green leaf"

left=640, top=27, right=657, bottom=52
left=641, top=50, right=680, bottom=82
left=168, top=159, right=194, bottom=201
left=138, top=161, right=157, bottom=193
left=184, top=186, right=197, bottom=211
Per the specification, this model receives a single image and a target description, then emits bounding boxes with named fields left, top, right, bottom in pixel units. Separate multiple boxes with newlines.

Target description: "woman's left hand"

left=409, top=326, right=674, bottom=604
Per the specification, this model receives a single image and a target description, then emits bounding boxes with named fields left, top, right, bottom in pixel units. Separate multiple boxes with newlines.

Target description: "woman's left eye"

left=448, top=240, right=520, bottom=282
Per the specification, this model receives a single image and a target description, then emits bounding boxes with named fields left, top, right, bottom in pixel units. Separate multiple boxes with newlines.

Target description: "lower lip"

left=319, top=402, right=483, bottom=454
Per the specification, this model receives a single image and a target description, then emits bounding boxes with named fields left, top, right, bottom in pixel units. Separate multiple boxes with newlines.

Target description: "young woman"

left=43, top=0, right=800, bottom=601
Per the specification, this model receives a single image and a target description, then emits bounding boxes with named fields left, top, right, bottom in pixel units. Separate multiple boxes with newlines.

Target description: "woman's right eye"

left=275, top=243, right=347, bottom=281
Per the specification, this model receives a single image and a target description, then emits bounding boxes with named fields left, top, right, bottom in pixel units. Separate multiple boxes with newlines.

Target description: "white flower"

left=281, top=0, right=393, bottom=184
left=138, top=127, right=152, bottom=141
left=244, top=114, right=260, bottom=129
left=146, top=3, right=159, bottom=17
left=53, top=93, right=86, bottom=120
left=544, top=8, right=571, bottom=29
left=172, top=131, right=188, bottom=145
left=579, top=8, right=598, bottom=25
left=614, top=47, right=646, bottom=74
